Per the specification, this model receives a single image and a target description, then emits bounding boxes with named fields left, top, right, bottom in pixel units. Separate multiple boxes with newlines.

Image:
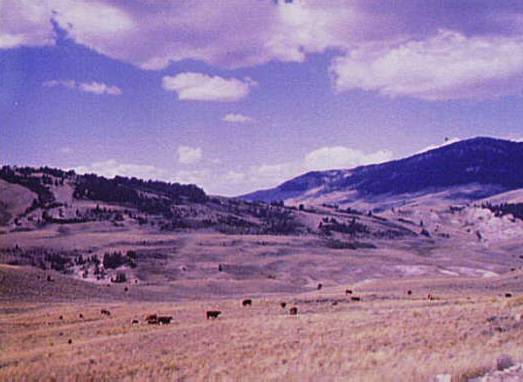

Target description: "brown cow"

left=345, top=289, right=353, bottom=295
left=289, top=307, right=298, bottom=315
left=242, top=299, right=252, bottom=307
left=407, top=290, right=412, bottom=296
left=132, top=319, right=139, bottom=325
left=145, top=314, right=158, bottom=324
left=79, top=313, right=84, bottom=319
left=505, top=293, right=513, bottom=298
left=206, top=310, right=222, bottom=319
left=280, top=302, right=287, bottom=309
left=101, top=309, right=111, bottom=316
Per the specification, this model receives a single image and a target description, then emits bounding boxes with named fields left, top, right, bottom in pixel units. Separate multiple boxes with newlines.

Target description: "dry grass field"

left=1, top=265, right=522, bottom=381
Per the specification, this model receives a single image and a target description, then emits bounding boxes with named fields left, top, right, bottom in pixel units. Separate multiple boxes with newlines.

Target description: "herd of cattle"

left=54, top=284, right=462, bottom=331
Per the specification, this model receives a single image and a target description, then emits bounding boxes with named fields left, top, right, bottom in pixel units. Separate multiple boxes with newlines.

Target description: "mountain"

left=241, top=137, right=523, bottom=208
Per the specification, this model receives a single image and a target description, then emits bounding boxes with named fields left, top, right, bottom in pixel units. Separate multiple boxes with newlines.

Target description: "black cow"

left=242, top=299, right=252, bottom=307
left=351, top=297, right=361, bottom=302
left=158, top=316, right=173, bottom=325
left=101, top=309, right=111, bottom=316
left=280, top=302, right=287, bottom=309
left=289, top=307, right=298, bottom=315
left=206, top=310, right=222, bottom=319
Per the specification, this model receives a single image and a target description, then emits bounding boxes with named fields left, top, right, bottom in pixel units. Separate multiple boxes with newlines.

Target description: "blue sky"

left=1, top=1, right=523, bottom=195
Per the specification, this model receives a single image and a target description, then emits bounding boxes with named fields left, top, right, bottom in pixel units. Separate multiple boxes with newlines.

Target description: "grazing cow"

left=505, top=293, right=513, bottom=298
left=145, top=314, right=158, bottom=324
left=158, top=316, right=173, bottom=325
left=79, top=313, right=84, bottom=319
left=407, top=290, right=412, bottom=296
left=345, top=289, right=352, bottom=295
left=427, top=294, right=434, bottom=301
left=47, top=275, right=54, bottom=282
left=59, top=315, right=63, bottom=320
left=68, top=339, right=72, bottom=344
left=317, top=283, right=323, bottom=290
left=242, top=299, right=252, bottom=307
left=289, top=307, right=298, bottom=315
left=124, top=287, right=129, bottom=292
left=206, top=310, right=221, bottom=319
left=280, top=302, right=287, bottom=309
left=101, top=309, right=111, bottom=316
left=132, top=319, right=139, bottom=325
left=351, top=297, right=361, bottom=302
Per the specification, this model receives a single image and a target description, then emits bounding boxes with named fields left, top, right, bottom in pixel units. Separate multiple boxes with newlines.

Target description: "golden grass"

left=1, top=289, right=522, bottom=381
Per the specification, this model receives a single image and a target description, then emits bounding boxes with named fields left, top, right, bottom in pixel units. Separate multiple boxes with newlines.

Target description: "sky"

left=1, top=0, right=523, bottom=196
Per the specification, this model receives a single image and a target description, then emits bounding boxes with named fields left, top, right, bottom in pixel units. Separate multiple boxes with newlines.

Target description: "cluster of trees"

left=318, top=217, right=370, bottom=236
left=73, top=174, right=208, bottom=215
left=483, top=202, right=523, bottom=220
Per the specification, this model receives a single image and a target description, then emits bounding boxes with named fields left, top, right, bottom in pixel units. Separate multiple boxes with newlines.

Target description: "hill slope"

left=242, top=137, right=523, bottom=208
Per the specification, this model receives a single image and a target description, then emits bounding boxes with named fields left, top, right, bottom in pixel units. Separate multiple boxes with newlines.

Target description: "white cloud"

left=304, top=146, right=393, bottom=171
left=223, top=170, right=246, bottom=183
left=229, top=145, right=395, bottom=194
left=331, top=30, right=523, bottom=100
left=177, top=145, right=202, bottom=164
left=4, top=2, right=523, bottom=100
left=222, top=113, right=253, bottom=123
left=43, top=79, right=122, bottom=95
left=162, top=73, right=256, bottom=102
left=73, top=159, right=165, bottom=180
left=78, top=81, right=122, bottom=95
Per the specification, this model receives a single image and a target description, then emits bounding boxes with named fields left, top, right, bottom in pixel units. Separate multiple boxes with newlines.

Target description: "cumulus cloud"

left=162, top=73, right=256, bottom=102
left=331, top=30, right=523, bottom=100
left=177, top=146, right=202, bottom=164
left=43, top=79, right=122, bottom=95
left=229, top=145, right=395, bottom=193
left=73, top=159, right=165, bottom=180
left=4, top=1, right=523, bottom=100
left=304, top=146, right=393, bottom=171
left=222, top=113, right=253, bottom=123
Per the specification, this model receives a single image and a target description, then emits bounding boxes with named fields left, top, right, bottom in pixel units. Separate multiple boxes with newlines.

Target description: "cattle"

left=317, top=283, right=323, bottom=290
left=132, top=319, right=139, bottom=325
left=101, top=309, right=111, bottom=316
left=505, top=293, right=513, bottom=298
left=332, top=301, right=338, bottom=306
left=47, top=275, right=55, bottom=282
left=345, top=289, right=353, bottom=295
left=79, top=313, right=84, bottom=319
left=158, top=316, right=173, bottom=325
left=427, top=294, right=434, bottom=301
left=218, top=264, right=223, bottom=272
left=289, top=307, right=298, bottom=315
left=407, top=290, right=412, bottom=296
left=280, top=302, right=287, bottom=309
left=59, top=315, right=64, bottom=320
left=206, top=310, right=222, bottom=319
left=351, top=297, right=361, bottom=302
left=68, top=339, right=72, bottom=344
left=145, top=314, right=158, bottom=324
left=124, top=287, right=129, bottom=292
left=242, top=299, right=252, bottom=307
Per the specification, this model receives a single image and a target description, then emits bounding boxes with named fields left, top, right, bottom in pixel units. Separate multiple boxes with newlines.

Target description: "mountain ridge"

left=241, top=137, right=523, bottom=207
